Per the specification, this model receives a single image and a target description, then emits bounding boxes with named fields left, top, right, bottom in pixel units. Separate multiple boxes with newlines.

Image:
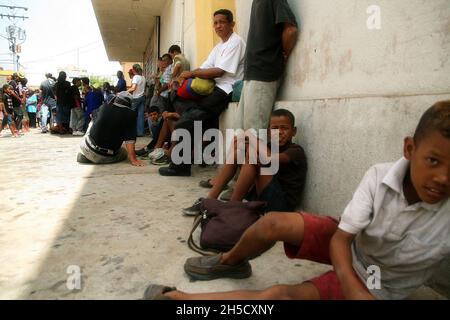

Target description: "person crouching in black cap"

left=77, top=91, right=144, bottom=166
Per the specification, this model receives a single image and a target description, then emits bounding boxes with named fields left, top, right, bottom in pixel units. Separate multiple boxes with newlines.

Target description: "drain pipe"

left=180, top=0, right=185, bottom=51
left=157, top=15, right=161, bottom=58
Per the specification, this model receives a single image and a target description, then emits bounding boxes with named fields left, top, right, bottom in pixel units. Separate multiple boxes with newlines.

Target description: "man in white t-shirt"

left=128, top=64, right=146, bottom=136
left=159, top=9, right=246, bottom=176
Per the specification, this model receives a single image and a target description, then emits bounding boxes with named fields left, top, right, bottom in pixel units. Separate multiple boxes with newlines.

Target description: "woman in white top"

left=128, top=64, right=146, bottom=137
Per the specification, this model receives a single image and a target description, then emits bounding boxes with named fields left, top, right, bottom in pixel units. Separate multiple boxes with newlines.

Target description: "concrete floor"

left=0, top=129, right=445, bottom=300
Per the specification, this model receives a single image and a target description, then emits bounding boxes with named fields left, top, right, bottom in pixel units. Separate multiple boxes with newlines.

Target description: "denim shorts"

left=2, top=114, right=13, bottom=126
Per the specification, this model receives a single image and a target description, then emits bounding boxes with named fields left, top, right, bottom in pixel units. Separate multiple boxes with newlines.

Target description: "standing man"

left=51, top=71, right=72, bottom=135
left=240, top=0, right=298, bottom=131
left=39, top=73, right=56, bottom=133
left=70, top=78, right=85, bottom=136
left=127, top=64, right=146, bottom=137
left=115, top=70, right=127, bottom=92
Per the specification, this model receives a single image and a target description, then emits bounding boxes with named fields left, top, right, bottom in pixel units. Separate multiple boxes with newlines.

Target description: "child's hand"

left=131, top=159, right=145, bottom=167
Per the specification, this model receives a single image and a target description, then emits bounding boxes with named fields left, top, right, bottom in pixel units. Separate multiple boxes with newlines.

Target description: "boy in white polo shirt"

left=144, top=100, right=450, bottom=300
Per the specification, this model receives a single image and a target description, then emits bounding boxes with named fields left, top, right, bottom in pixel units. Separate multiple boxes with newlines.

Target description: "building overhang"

left=91, top=0, right=165, bottom=62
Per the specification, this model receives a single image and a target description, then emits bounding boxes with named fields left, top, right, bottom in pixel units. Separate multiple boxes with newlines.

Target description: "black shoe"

left=159, top=163, right=191, bottom=177
left=182, top=198, right=203, bottom=216
left=142, top=284, right=176, bottom=300
left=77, top=152, right=93, bottom=164
left=135, top=148, right=149, bottom=157
left=184, top=254, right=252, bottom=281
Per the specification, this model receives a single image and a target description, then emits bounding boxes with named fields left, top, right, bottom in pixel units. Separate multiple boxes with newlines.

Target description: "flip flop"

left=199, top=179, right=229, bottom=190
left=142, top=284, right=176, bottom=300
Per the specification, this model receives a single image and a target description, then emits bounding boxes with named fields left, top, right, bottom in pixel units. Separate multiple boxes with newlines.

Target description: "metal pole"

left=9, top=30, right=17, bottom=72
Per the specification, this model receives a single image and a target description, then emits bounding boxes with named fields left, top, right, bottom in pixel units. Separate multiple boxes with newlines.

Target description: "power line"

left=0, top=5, right=28, bottom=11
left=0, top=14, right=29, bottom=20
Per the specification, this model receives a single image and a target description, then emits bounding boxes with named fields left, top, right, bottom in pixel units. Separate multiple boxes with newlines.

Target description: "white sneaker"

left=72, top=131, right=85, bottom=136
left=149, top=148, right=164, bottom=161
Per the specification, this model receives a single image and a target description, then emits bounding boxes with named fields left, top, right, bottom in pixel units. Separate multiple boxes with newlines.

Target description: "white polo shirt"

left=131, top=75, right=146, bottom=99
left=339, top=157, right=450, bottom=300
left=200, top=32, right=245, bottom=94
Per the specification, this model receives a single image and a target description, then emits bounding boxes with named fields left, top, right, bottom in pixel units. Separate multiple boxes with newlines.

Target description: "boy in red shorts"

left=144, top=100, right=450, bottom=300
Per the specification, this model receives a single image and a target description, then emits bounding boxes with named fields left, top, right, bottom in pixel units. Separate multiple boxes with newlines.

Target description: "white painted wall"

left=280, top=0, right=450, bottom=101
left=148, top=0, right=195, bottom=70
left=159, top=0, right=182, bottom=55
left=183, top=0, right=197, bottom=69
left=235, top=0, right=252, bottom=41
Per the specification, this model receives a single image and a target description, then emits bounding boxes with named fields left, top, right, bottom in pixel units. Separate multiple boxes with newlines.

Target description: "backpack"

left=188, top=199, right=266, bottom=255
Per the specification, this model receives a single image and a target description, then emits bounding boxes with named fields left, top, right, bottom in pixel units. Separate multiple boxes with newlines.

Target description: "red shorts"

left=284, top=212, right=345, bottom=300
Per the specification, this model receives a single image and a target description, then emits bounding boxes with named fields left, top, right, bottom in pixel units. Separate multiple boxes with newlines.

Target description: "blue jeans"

left=40, top=105, right=49, bottom=132
left=132, top=96, right=145, bottom=136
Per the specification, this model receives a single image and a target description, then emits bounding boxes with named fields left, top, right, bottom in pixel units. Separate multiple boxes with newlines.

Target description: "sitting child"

left=143, top=95, right=198, bottom=165
left=135, top=106, right=164, bottom=158
left=182, top=108, right=308, bottom=215
left=144, top=100, right=450, bottom=300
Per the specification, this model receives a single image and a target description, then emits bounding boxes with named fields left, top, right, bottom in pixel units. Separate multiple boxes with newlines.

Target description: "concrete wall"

left=183, top=0, right=197, bottom=68
left=230, top=0, right=450, bottom=215
left=143, top=0, right=189, bottom=78
left=235, top=0, right=252, bottom=41
left=159, top=0, right=183, bottom=55
left=235, top=0, right=450, bottom=100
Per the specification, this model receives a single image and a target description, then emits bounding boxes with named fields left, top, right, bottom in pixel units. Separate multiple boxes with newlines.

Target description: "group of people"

left=0, top=73, right=41, bottom=137
left=40, top=72, right=118, bottom=136
left=0, top=71, right=125, bottom=138
left=76, top=4, right=297, bottom=174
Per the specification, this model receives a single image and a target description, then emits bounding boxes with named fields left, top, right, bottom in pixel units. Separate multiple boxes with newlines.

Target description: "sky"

left=0, top=0, right=121, bottom=85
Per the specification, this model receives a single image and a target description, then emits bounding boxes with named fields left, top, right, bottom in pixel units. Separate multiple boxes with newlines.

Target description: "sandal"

left=142, top=283, right=176, bottom=300
left=198, top=179, right=229, bottom=190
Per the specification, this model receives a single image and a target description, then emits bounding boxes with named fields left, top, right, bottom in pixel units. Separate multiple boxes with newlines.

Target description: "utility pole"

left=0, top=5, right=29, bottom=72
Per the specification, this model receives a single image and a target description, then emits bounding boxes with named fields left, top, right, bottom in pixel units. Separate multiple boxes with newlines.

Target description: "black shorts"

left=246, top=177, right=293, bottom=213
